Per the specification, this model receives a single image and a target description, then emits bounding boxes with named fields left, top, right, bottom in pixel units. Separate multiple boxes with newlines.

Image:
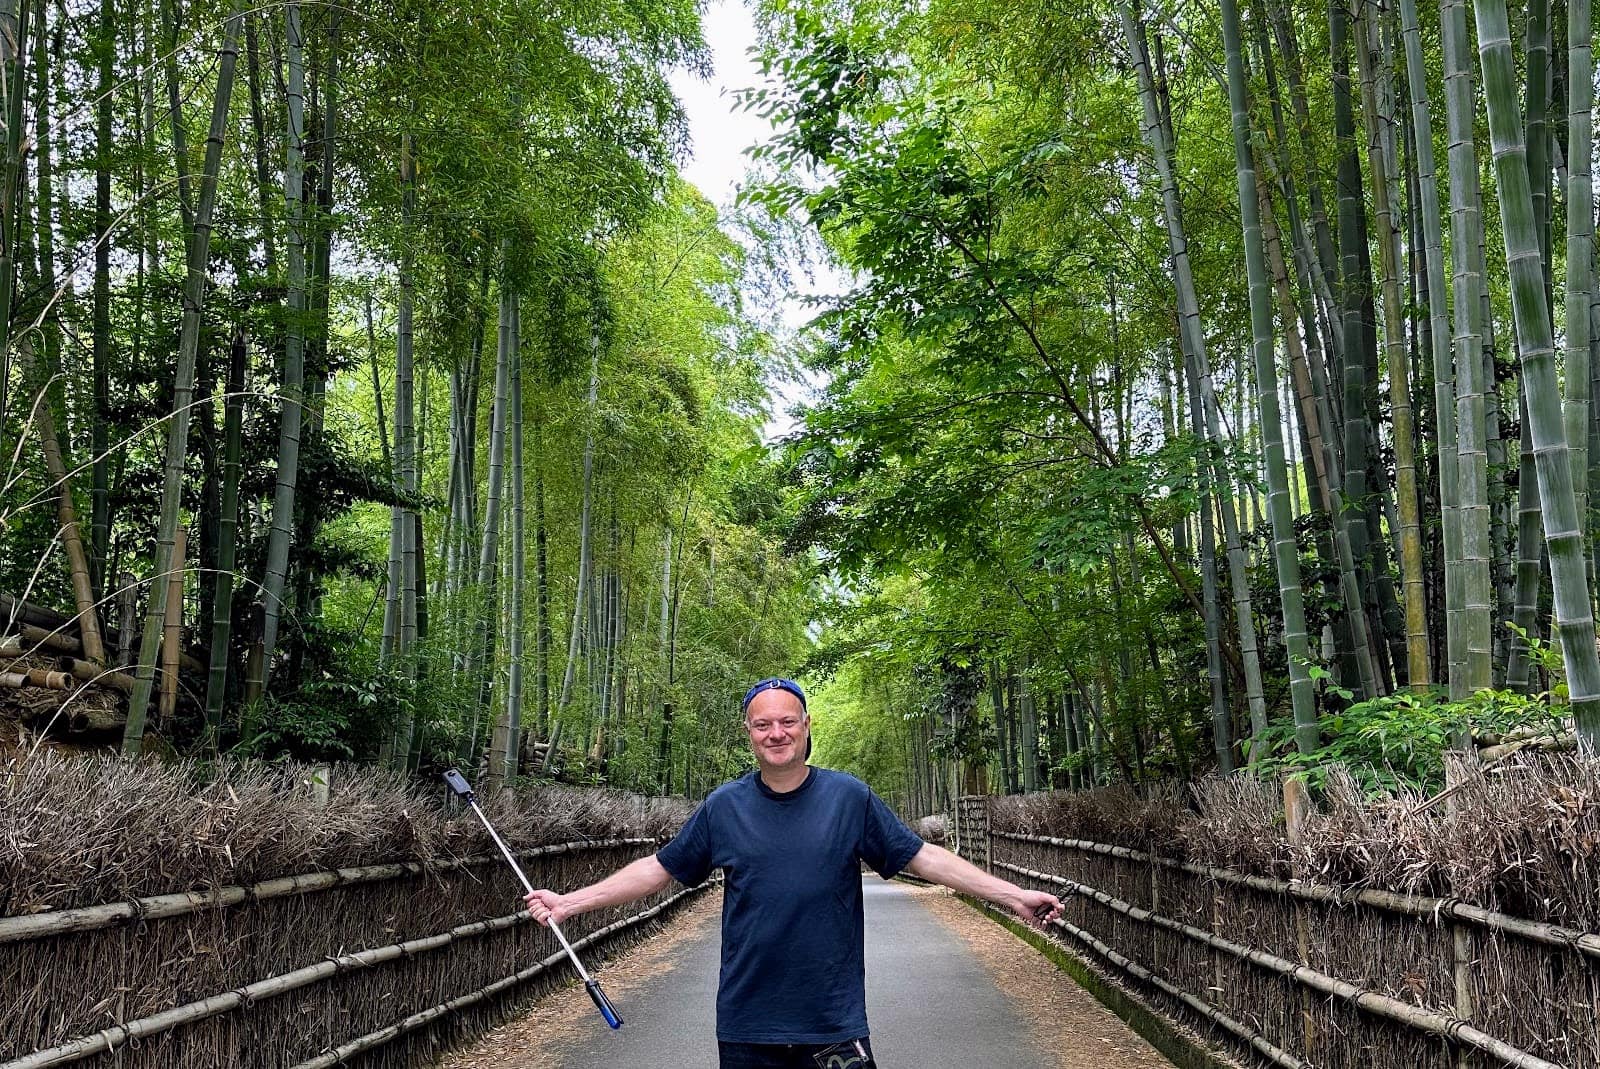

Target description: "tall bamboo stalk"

left=1356, top=3, right=1430, bottom=689
left=249, top=0, right=306, bottom=703
left=534, top=408, right=551, bottom=739
left=1509, top=400, right=1542, bottom=689
left=1399, top=0, right=1465, bottom=692
left=1331, top=0, right=1388, bottom=689
left=489, top=300, right=526, bottom=788
left=25, top=342, right=105, bottom=666
left=1117, top=4, right=1268, bottom=741
left=1566, top=0, right=1593, bottom=559
left=1220, top=0, right=1317, bottom=751
left=1474, top=0, right=1600, bottom=743
left=122, top=4, right=243, bottom=754
left=203, top=330, right=246, bottom=743
left=90, top=0, right=113, bottom=584
left=387, top=135, right=419, bottom=766
left=462, top=274, right=514, bottom=766
left=0, top=0, right=31, bottom=450
left=507, top=301, right=526, bottom=774
left=1442, top=0, right=1495, bottom=697
left=1185, top=352, right=1234, bottom=773
left=543, top=330, right=602, bottom=773
left=1257, top=171, right=1380, bottom=698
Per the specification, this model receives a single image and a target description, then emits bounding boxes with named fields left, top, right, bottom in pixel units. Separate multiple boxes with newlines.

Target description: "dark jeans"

left=718, top=1037, right=876, bottom=1069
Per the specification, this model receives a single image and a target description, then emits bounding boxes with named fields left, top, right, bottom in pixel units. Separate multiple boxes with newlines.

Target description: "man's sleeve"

left=655, top=800, right=714, bottom=886
left=858, top=788, right=924, bottom=879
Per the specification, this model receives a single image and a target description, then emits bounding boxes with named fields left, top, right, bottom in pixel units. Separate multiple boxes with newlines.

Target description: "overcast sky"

left=666, top=2, right=838, bottom=440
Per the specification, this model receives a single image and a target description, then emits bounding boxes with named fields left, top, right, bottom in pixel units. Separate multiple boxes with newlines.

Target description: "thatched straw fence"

left=954, top=755, right=1600, bottom=1069
left=0, top=754, right=702, bottom=1068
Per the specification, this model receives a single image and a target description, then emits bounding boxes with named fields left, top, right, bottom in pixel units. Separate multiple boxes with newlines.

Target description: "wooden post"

left=30, top=353, right=107, bottom=666
left=159, top=528, right=186, bottom=727
left=1283, top=776, right=1317, bottom=1057
left=1150, top=841, right=1162, bottom=969
left=1210, top=885, right=1225, bottom=1007
left=1444, top=757, right=1477, bottom=1068
left=306, top=764, right=330, bottom=806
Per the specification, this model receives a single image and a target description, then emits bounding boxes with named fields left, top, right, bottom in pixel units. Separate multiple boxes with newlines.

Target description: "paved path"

left=442, top=881, right=1173, bottom=1069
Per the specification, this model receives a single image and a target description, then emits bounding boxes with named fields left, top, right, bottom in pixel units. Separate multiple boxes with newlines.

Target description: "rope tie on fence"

left=124, top=896, right=145, bottom=924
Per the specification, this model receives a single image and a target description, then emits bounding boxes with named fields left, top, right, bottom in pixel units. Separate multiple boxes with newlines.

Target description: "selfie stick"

left=442, top=768, right=623, bottom=1029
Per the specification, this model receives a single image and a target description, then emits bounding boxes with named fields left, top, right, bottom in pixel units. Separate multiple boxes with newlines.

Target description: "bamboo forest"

left=3, top=0, right=1600, bottom=811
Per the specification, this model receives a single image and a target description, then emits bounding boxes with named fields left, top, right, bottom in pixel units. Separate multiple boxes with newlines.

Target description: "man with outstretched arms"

left=524, top=676, right=1064, bottom=1069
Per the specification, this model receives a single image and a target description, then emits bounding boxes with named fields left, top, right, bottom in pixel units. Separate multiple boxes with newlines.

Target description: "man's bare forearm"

left=564, top=855, right=675, bottom=915
left=905, top=843, right=1023, bottom=909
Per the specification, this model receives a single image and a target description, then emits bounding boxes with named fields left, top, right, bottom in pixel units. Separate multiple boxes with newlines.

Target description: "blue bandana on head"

left=741, top=677, right=806, bottom=714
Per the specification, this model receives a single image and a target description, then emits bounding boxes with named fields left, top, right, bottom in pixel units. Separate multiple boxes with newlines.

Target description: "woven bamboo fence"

left=957, top=758, right=1600, bottom=1069
left=0, top=754, right=702, bottom=1068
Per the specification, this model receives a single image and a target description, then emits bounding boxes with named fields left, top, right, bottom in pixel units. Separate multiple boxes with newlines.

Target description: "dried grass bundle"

left=988, top=755, right=1600, bottom=922
left=0, top=752, right=690, bottom=916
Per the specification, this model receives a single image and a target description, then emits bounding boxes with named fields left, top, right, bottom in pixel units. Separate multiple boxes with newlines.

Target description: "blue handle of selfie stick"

left=587, top=979, right=623, bottom=1028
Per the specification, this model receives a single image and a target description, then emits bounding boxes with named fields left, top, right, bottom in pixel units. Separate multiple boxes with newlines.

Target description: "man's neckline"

left=755, top=764, right=815, bottom=799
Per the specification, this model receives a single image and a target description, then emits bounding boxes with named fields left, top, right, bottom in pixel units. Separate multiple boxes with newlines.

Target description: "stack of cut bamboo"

left=0, top=593, right=205, bottom=734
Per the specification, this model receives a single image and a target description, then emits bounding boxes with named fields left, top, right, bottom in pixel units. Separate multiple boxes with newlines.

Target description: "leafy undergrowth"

left=1246, top=627, right=1572, bottom=795
left=1246, top=684, right=1565, bottom=794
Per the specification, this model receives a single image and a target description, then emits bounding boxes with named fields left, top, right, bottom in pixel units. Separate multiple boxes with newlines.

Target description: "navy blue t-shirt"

left=655, top=766, right=924, bottom=1044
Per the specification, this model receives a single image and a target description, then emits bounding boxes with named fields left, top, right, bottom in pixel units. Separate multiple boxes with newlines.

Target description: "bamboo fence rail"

left=286, top=884, right=702, bottom=1069
left=3, top=835, right=680, bottom=1067
left=2, top=882, right=708, bottom=1069
left=0, top=838, right=652, bottom=945
left=964, top=796, right=1598, bottom=1069
left=968, top=897, right=1309, bottom=1069
left=994, top=831, right=1600, bottom=960
left=995, top=860, right=1561, bottom=1069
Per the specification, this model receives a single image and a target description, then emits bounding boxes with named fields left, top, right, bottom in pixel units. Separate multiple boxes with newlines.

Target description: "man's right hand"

left=525, top=889, right=574, bottom=927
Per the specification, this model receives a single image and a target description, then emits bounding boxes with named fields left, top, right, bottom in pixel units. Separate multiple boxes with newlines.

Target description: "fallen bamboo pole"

left=286, top=882, right=707, bottom=1069
left=1, top=881, right=706, bottom=1069
left=2, top=611, right=207, bottom=674
left=0, top=838, right=654, bottom=945
left=1479, top=732, right=1575, bottom=761
left=7, top=668, right=71, bottom=690
left=63, top=705, right=127, bottom=733
left=25, top=340, right=108, bottom=668
left=62, top=657, right=133, bottom=693
left=997, top=861, right=1565, bottom=1069
left=10, top=624, right=78, bottom=657
left=994, top=831, right=1600, bottom=960
left=0, top=645, right=143, bottom=693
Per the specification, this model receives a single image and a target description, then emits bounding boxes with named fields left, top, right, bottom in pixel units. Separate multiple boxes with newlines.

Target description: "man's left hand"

left=1011, top=889, right=1063, bottom=929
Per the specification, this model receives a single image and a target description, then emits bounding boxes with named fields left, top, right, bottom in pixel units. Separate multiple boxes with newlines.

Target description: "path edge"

left=946, top=890, right=1241, bottom=1069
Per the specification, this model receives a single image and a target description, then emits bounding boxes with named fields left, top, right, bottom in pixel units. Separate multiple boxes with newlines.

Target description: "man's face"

left=743, top=690, right=809, bottom=773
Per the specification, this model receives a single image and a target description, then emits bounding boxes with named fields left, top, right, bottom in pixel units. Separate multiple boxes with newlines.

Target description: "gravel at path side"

left=901, top=884, right=1174, bottom=1069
